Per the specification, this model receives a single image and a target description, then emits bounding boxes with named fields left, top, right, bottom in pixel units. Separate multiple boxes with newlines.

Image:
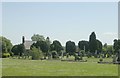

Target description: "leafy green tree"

left=11, top=44, right=25, bottom=56
left=50, top=40, right=63, bottom=55
left=30, top=47, right=43, bottom=60
left=31, top=34, right=45, bottom=41
left=113, top=39, right=119, bottom=54
left=66, top=41, right=76, bottom=56
left=31, top=41, right=49, bottom=59
left=78, top=40, right=89, bottom=52
left=89, top=32, right=97, bottom=55
left=11, top=45, right=18, bottom=55
left=96, top=39, right=102, bottom=53
left=107, top=45, right=113, bottom=57
left=113, top=39, right=120, bottom=61
left=0, top=36, right=13, bottom=53
left=36, top=41, right=49, bottom=53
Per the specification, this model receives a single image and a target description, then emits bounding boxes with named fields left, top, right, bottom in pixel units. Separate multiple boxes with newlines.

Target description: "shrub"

left=30, top=47, right=43, bottom=60
left=99, top=58, right=103, bottom=62
left=2, top=53, right=10, bottom=58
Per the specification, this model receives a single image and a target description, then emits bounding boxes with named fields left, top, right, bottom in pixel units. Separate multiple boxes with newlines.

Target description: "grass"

left=2, top=57, right=118, bottom=76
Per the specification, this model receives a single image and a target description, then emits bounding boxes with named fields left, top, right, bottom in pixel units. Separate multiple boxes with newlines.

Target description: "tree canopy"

left=89, top=32, right=97, bottom=55
left=50, top=40, right=63, bottom=53
left=31, top=34, right=45, bottom=41
left=66, top=41, right=76, bottom=56
left=96, top=39, right=102, bottom=53
left=78, top=40, right=89, bottom=52
left=0, top=36, right=13, bottom=53
left=113, top=39, right=120, bottom=54
left=11, top=44, right=25, bottom=56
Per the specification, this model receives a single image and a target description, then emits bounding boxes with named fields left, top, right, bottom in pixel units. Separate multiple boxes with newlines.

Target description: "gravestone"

left=112, top=55, right=116, bottom=63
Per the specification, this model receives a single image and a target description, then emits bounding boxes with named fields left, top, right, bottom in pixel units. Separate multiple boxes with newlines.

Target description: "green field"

left=2, top=58, right=118, bottom=76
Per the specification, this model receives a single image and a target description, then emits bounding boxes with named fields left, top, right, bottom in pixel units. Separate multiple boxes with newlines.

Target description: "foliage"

left=113, top=39, right=120, bottom=54
left=50, top=40, right=63, bottom=55
left=96, top=39, right=102, bottom=53
left=11, top=44, right=25, bottom=56
left=66, top=41, right=76, bottom=56
left=31, top=34, right=45, bottom=41
left=2, top=52, right=10, bottom=58
left=0, top=36, right=13, bottom=53
left=89, top=32, right=97, bottom=55
left=30, top=47, right=43, bottom=60
left=31, top=41, right=49, bottom=59
left=78, top=40, right=89, bottom=52
left=99, top=58, right=103, bottom=62
left=36, top=41, right=49, bottom=53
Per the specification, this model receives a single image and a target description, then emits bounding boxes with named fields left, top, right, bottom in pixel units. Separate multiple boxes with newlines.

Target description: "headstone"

left=112, top=55, right=116, bottom=63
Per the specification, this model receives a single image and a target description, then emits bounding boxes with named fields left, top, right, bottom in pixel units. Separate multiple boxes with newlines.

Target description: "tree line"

left=1, top=32, right=120, bottom=60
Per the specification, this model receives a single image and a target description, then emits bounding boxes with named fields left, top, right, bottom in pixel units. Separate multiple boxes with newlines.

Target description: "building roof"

left=24, top=40, right=36, bottom=49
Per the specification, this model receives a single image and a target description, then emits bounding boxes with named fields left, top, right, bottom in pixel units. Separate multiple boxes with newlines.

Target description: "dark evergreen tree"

left=66, top=41, right=76, bottom=56
left=11, top=44, right=25, bottom=56
left=50, top=40, right=63, bottom=55
left=78, top=40, right=89, bottom=52
left=89, top=32, right=97, bottom=55
left=96, top=39, right=102, bottom=53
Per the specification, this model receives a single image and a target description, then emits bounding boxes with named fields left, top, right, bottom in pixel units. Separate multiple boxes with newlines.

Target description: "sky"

left=2, top=2, right=118, bottom=46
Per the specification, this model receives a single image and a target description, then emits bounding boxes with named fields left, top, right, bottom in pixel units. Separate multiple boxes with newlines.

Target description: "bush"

left=99, top=58, right=103, bottom=62
left=2, top=53, right=10, bottom=58
left=86, top=51, right=92, bottom=58
left=30, top=47, right=43, bottom=60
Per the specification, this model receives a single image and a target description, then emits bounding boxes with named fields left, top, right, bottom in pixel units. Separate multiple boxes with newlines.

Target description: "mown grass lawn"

left=2, top=58, right=118, bottom=76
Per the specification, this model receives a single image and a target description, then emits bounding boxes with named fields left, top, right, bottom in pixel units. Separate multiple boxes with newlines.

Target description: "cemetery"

left=1, top=33, right=120, bottom=76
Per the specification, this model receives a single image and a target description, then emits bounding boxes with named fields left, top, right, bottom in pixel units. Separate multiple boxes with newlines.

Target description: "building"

left=22, top=36, right=36, bottom=50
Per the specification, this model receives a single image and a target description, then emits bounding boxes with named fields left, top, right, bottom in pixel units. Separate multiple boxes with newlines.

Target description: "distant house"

left=22, top=36, right=36, bottom=50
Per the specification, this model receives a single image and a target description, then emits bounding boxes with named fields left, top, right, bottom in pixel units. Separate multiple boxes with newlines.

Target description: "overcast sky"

left=2, top=2, right=118, bottom=46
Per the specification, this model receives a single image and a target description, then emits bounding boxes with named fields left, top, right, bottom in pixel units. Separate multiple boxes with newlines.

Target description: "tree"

left=11, top=44, right=25, bottom=56
left=96, top=39, right=102, bottom=53
left=66, top=41, right=76, bottom=56
left=11, top=45, right=18, bottom=55
left=113, top=39, right=119, bottom=54
left=30, top=47, right=43, bottom=60
left=113, top=39, right=120, bottom=61
left=31, top=41, right=49, bottom=59
left=50, top=40, right=63, bottom=56
left=89, top=32, right=97, bottom=55
left=31, top=34, right=45, bottom=41
left=0, top=36, right=13, bottom=53
left=0, top=36, right=12, bottom=52
left=78, top=40, right=89, bottom=52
